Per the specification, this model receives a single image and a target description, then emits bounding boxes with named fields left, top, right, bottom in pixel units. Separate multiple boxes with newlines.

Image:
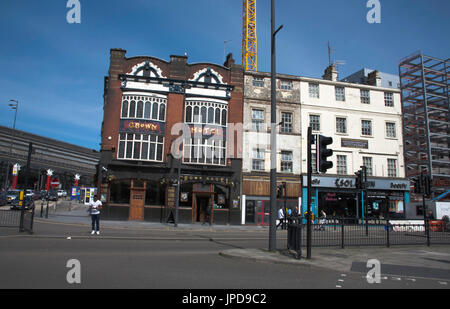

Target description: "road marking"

left=391, top=277, right=401, bottom=281
left=438, top=281, right=447, bottom=285
left=338, top=279, right=344, bottom=282
left=336, top=285, right=342, bottom=288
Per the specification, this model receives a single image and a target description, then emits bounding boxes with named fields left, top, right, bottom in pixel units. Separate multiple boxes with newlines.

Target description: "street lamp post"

left=4, top=100, right=19, bottom=190
left=269, top=0, right=283, bottom=252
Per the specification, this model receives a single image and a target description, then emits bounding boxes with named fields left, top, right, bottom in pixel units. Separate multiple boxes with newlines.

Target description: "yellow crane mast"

left=242, top=0, right=257, bottom=71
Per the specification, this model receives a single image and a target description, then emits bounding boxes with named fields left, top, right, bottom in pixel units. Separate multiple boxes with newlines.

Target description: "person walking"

left=89, top=195, right=102, bottom=235
left=319, top=210, right=327, bottom=231
left=203, top=203, right=212, bottom=226
left=276, top=207, right=284, bottom=229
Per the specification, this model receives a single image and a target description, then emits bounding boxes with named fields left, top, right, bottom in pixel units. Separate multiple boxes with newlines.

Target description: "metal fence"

left=0, top=207, right=35, bottom=234
left=287, top=217, right=450, bottom=253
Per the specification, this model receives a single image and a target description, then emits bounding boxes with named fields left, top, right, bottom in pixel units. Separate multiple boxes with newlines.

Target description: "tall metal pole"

left=4, top=100, right=19, bottom=190
left=174, top=158, right=181, bottom=227
left=306, top=127, right=312, bottom=259
left=269, top=0, right=279, bottom=251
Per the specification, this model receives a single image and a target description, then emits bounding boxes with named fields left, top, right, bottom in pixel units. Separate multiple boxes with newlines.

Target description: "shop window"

left=109, top=179, right=131, bottom=204
left=145, top=181, right=165, bottom=206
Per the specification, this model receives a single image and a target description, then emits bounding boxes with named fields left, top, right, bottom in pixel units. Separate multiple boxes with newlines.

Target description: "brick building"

left=100, top=49, right=243, bottom=224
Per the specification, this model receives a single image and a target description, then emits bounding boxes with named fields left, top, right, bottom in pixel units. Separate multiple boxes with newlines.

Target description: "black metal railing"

left=287, top=216, right=450, bottom=252
left=0, top=206, right=35, bottom=234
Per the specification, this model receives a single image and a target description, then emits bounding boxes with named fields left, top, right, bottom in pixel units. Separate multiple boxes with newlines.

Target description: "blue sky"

left=0, top=0, right=448, bottom=150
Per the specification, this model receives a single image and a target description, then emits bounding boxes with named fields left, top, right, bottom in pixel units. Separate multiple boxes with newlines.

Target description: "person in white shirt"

left=276, top=207, right=284, bottom=229
left=89, top=195, right=102, bottom=235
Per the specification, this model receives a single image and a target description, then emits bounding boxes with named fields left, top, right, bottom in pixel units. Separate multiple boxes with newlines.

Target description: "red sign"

left=51, top=178, right=60, bottom=188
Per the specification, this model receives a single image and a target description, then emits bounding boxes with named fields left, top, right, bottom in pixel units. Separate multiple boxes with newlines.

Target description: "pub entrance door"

left=129, top=179, right=146, bottom=221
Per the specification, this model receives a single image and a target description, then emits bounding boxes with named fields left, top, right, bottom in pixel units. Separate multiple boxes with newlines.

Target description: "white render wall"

left=243, top=73, right=405, bottom=178
left=299, top=77, right=404, bottom=178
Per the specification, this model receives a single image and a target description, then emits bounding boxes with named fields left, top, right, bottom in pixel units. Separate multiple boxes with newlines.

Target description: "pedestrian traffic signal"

left=318, top=135, right=333, bottom=173
left=276, top=184, right=283, bottom=199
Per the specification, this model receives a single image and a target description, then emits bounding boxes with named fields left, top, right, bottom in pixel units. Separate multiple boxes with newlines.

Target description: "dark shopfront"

left=302, top=175, right=410, bottom=221
left=101, top=158, right=242, bottom=225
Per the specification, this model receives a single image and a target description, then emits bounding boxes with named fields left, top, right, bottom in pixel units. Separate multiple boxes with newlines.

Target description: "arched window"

left=159, top=103, right=166, bottom=121
left=208, top=107, right=214, bottom=124
left=201, top=106, right=207, bottom=124
left=136, top=101, right=144, bottom=118
left=221, top=109, right=227, bottom=126
left=144, top=101, right=151, bottom=119
left=215, top=108, right=221, bottom=125
left=193, top=106, right=200, bottom=123
left=185, top=105, right=192, bottom=122
left=152, top=102, right=158, bottom=120
left=129, top=101, right=136, bottom=118
left=121, top=100, right=128, bottom=118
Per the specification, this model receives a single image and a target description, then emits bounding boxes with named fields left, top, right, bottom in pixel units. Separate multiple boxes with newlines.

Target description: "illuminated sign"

left=120, top=119, right=165, bottom=135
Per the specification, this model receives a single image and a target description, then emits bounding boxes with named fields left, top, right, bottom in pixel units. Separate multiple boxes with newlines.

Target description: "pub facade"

left=99, top=49, right=243, bottom=224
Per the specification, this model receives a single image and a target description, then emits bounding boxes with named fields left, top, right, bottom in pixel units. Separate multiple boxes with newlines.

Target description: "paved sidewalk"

left=33, top=199, right=271, bottom=232
left=220, top=246, right=450, bottom=280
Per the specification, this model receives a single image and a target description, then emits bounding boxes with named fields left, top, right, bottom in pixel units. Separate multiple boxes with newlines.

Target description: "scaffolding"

left=399, top=52, right=450, bottom=195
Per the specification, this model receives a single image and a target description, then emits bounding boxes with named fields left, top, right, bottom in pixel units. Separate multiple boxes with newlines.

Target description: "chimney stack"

left=322, top=63, right=338, bottom=81
left=367, top=70, right=382, bottom=87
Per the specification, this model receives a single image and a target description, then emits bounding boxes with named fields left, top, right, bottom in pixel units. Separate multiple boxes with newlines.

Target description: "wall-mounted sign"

left=303, top=175, right=410, bottom=191
left=341, top=138, right=369, bottom=149
left=218, top=194, right=225, bottom=205
left=180, top=192, right=189, bottom=202
left=188, top=124, right=226, bottom=139
left=120, top=119, right=165, bottom=135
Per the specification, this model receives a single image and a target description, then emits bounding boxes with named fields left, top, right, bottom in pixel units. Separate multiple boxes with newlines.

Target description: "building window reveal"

left=384, top=92, right=394, bottom=107
left=336, top=117, right=347, bottom=134
left=337, top=155, right=347, bottom=175
left=252, top=148, right=265, bottom=171
left=386, top=122, right=396, bottom=138
left=118, top=133, right=164, bottom=162
left=360, top=89, right=370, bottom=104
left=335, top=87, right=345, bottom=101
left=309, top=83, right=319, bottom=98
left=281, top=112, right=293, bottom=133
left=252, top=109, right=265, bottom=132
left=361, top=120, right=372, bottom=136
left=281, top=151, right=293, bottom=173
left=121, top=95, right=166, bottom=121
left=388, top=159, right=397, bottom=177
left=310, top=115, right=320, bottom=131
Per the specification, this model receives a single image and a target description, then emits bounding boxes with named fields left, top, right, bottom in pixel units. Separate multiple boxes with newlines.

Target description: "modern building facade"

left=100, top=49, right=243, bottom=224
left=0, top=125, right=99, bottom=191
left=242, top=64, right=410, bottom=224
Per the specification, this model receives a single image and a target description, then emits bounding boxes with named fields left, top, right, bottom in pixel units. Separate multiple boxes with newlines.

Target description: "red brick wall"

left=102, top=49, right=243, bottom=165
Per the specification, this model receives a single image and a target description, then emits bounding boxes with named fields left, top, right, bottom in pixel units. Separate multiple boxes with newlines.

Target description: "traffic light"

left=318, top=135, right=333, bottom=173
left=413, top=176, right=423, bottom=194
left=423, top=174, right=431, bottom=197
left=276, top=184, right=283, bottom=199
left=355, top=170, right=362, bottom=189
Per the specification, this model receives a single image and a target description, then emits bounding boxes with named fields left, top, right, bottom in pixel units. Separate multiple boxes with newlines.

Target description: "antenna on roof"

left=328, top=41, right=336, bottom=66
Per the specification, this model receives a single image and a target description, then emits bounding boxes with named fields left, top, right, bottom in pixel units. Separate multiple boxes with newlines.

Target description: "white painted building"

left=241, top=65, right=408, bottom=225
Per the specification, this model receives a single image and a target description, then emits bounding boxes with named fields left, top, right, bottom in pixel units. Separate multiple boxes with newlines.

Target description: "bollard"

left=40, top=200, right=44, bottom=218
left=386, top=219, right=390, bottom=248
left=45, top=199, right=49, bottom=218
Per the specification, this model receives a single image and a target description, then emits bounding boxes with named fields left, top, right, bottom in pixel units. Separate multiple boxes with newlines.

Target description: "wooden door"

left=129, top=180, right=146, bottom=221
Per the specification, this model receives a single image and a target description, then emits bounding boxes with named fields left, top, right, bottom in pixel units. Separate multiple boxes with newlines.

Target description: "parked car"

left=10, top=195, right=35, bottom=210
left=6, top=190, right=20, bottom=204
left=0, top=192, right=7, bottom=206
left=47, top=190, right=58, bottom=201
left=57, top=190, right=67, bottom=198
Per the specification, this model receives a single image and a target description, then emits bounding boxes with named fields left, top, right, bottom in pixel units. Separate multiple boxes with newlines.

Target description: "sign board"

left=436, top=202, right=450, bottom=220
left=341, top=138, right=369, bottom=149
left=51, top=178, right=60, bottom=188
left=302, top=175, right=409, bottom=191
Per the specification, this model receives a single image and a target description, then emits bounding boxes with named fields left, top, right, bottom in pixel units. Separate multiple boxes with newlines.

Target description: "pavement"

left=11, top=199, right=450, bottom=282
